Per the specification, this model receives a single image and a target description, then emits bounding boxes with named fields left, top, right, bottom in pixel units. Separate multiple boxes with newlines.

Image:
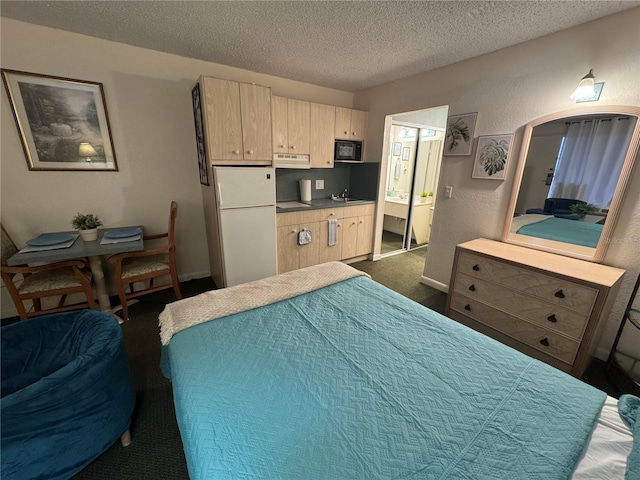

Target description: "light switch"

left=444, top=186, right=453, bottom=198
left=316, top=180, right=324, bottom=190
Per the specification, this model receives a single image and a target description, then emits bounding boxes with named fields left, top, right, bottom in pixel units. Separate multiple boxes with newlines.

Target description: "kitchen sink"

left=331, top=197, right=361, bottom=203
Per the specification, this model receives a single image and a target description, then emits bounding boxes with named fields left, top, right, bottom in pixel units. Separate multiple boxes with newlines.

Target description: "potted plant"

left=419, top=191, right=433, bottom=203
left=71, top=213, right=103, bottom=241
left=569, top=203, right=597, bottom=219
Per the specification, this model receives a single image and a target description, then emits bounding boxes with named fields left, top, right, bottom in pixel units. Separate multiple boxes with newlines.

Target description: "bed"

left=159, top=262, right=638, bottom=479
left=510, top=214, right=603, bottom=248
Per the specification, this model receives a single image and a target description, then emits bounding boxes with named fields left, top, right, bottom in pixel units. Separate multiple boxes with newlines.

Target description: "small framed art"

left=192, top=82, right=209, bottom=186
left=444, top=112, right=477, bottom=156
left=471, top=134, right=514, bottom=180
left=392, top=142, right=402, bottom=156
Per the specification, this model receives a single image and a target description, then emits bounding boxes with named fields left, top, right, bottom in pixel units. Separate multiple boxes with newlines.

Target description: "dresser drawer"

left=457, top=251, right=598, bottom=316
left=453, top=272, right=589, bottom=340
left=450, top=293, right=579, bottom=365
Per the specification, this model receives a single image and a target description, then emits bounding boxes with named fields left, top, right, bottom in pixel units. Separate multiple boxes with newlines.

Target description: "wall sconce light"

left=78, top=142, right=97, bottom=162
left=570, top=69, right=604, bottom=102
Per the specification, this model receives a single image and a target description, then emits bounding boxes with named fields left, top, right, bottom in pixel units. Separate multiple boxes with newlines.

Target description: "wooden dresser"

left=445, top=238, right=625, bottom=377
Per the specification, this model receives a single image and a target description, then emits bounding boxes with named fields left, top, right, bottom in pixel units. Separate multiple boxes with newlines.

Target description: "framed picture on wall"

left=444, top=112, right=477, bottom=156
left=471, top=134, right=514, bottom=180
left=192, top=82, right=209, bottom=186
left=1, top=69, right=118, bottom=171
left=401, top=147, right=410, bottom=161
left=392, top=142, right=402, bottom=156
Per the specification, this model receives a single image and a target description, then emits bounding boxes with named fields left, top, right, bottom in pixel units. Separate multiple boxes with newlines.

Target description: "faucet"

left=341, top=188, right=349, bottom=198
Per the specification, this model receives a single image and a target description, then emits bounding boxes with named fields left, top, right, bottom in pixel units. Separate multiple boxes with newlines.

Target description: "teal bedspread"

left=517, top=216, right=603, bottom=248
left=164, top=276, right=607, bottom=479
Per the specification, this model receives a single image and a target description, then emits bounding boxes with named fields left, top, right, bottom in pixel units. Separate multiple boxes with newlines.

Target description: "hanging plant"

left=479, top=139, right=509, bottom=176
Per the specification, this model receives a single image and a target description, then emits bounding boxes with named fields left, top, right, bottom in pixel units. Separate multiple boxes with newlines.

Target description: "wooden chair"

left=1, top=224, right=98, bottom=320
left=108, top=201, right=182, bottom=321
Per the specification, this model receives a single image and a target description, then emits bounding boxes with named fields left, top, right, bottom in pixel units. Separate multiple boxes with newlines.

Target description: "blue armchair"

left=1, top=310, right=136, bottom=480
left=526, top=198, right=586, bottom=219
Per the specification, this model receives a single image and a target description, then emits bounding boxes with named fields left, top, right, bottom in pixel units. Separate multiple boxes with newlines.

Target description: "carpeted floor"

left=59, top=252, right=620, bottom=478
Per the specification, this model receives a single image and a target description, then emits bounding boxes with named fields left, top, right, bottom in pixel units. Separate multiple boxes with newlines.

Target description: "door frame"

left=372, top=108, right=448, bottom=260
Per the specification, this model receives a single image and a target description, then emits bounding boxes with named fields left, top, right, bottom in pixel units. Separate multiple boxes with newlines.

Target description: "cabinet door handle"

left=468, top=284, right=476, bottom=292
left=280, top=144, right=285, bottom=148
left=337, top=223, right=341, bottom=227
left=472, top=264, right=480, bottom=271
left=291, top=229, right=297, bottom=233
left=359, top=220, right=364, bottom=224
left=327, top=161, right=331, bottom=164
left=539, top=338, right=550, bottom=347
left=233, top=150, right=240, bottom=155
left=547, top=314, right=557, bottom=323
left=352, top=221, right=357, bottom=225
left=464, top=304, right=471, bottom=311
left=554, top=289, right=565, bottom=299
left=247, top=150, right=254, bottom=155
left=329, top=212, right=334, bottom=216
left=352, top=132, right=356, bottom=136
left=291, top=145, right=296, bottom=149
left=344, top=130, right=348, bottom=134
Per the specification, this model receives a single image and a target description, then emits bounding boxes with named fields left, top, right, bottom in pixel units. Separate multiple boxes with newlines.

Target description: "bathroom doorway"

left=374, top=106, right=448, bottom=259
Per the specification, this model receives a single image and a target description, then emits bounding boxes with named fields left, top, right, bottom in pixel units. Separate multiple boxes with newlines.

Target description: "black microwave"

left=334, top=140, right=363, bottom=162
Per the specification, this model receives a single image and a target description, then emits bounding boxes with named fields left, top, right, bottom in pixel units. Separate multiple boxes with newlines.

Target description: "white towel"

left=328, top=219, right=338, bottom=246
left=394, top=160, right=402, bottom=179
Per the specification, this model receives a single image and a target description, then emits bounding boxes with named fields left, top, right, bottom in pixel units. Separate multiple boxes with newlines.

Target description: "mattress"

left=163, top=271, right=615, bottom=479
left=515, top=216, right=603, bottom=248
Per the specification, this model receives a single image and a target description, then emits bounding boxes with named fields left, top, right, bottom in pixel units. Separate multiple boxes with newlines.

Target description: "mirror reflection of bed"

left=504, top=107, right=640, bottom=260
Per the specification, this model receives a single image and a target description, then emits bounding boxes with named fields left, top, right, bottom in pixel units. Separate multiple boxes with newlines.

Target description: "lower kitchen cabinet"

left=341, top=205, right=374, bottom=260
left=277, top=204, right=374, bottom=273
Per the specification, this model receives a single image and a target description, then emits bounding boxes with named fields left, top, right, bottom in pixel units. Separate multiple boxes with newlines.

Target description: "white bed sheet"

left=572, top=396, right=632, bottom=479
left=510, top=213, right=551, bottom=233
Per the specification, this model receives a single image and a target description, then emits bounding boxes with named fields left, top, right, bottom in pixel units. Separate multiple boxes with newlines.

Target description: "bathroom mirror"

left=502, top=105, right=640, bottom=262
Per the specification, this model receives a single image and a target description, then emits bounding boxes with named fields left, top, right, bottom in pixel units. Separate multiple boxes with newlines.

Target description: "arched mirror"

left=503, top=105, right=640, bottom=262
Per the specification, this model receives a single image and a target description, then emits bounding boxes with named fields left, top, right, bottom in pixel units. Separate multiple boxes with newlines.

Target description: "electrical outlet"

left=316, top=180, right=324, bottom=190
left=444, top=186, right=453, bottom=198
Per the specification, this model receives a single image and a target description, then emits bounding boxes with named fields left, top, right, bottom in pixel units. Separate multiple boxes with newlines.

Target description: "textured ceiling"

left=2, top=1, right=638, bottom=92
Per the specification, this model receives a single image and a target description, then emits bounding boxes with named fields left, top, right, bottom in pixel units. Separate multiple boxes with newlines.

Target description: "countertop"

left=276, top=198, right=376, bottom=213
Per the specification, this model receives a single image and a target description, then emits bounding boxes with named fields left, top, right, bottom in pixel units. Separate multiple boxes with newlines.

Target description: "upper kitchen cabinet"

left=335, top=107, right=367, bottom=141
left=310, top=102, right=336, bottom=168
left=200, top=76, right=272, bottom=165
left=271, top=96, right=310, bottom=155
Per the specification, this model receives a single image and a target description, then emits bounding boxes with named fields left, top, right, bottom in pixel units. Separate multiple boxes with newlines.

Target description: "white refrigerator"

left=202, top=166, right=277, bottom=288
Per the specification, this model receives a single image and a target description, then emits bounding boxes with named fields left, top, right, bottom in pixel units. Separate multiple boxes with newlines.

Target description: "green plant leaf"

left=446, top=119, right=470, bottom=152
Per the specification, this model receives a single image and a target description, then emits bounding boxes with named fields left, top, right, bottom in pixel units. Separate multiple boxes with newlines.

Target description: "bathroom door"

left=382, top=125, right=418, bottom=255
left=406, top=133, right=443, bottom=249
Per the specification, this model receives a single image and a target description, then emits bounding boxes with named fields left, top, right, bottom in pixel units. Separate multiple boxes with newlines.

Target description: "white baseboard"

left=420, top=276, right=449, bottom=293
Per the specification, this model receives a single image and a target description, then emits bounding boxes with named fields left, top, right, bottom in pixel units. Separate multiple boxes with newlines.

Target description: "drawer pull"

left=539, top=338, right=550, bottom=347
left=547, top=314, right=558, bottom=323
left=554, top=289, right=565, bottom=299
left=472, top=264, right=480, bottom=271
left=464, top=304, right=471, bottom=311
left=468, top=284, right=476, bottom=292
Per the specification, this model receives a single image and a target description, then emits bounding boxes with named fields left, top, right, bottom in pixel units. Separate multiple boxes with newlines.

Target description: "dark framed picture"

left=191, top=83, right=209, bottom=186
left=392, top=142, right=402, bottom=156
left=444, top=112, right=478, bottom=156
left=471, top=134, right=514, bottom=180
left=401, top=147, right=410, bottom=161
left=1, top=69, right=118, bottom=171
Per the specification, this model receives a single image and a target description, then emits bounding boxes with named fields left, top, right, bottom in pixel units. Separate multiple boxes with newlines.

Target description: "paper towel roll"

left=299, top=179, right=312, bottom=202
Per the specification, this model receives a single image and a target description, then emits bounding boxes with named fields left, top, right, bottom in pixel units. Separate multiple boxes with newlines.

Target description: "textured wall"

left=355, top=9, right=640, bottom=358
left=0, top=18, right=352, bottom=316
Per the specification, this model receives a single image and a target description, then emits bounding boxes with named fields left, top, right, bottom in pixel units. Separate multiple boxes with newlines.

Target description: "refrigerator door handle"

left=216, top=182, right=222, bottom=206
